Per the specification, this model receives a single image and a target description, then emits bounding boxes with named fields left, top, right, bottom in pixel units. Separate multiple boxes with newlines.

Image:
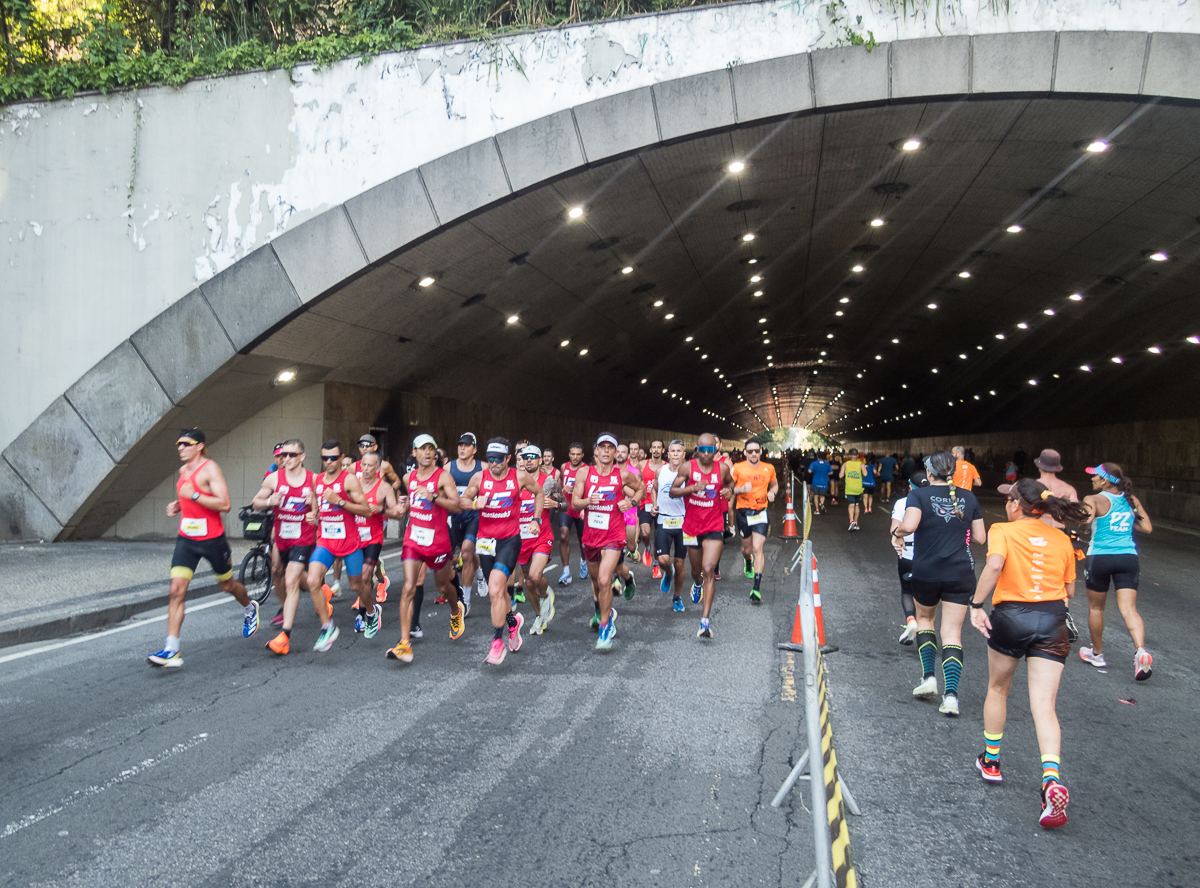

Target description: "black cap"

left=178, top=428, right=206, bottom=444
left=459, top=433, right=477, bottom=446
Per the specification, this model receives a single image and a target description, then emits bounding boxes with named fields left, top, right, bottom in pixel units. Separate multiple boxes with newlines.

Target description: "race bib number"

left=663, top=516, right=683, bottom=530
left=410, top=525, right=434, bottom=548
left=587, top=511, right=610, bottom=530
left=358, top=526, right=372, bottom=542
left=321, top=521, right=346, bottom=539
left=683, top=533, right=698, bottom=546
left=747, top=510, right=768, bottom=526
left=521, top=523, right=540, bottom=540
left=180, top=517, right=207, bottom=537
left=477, top=537, right=497, bottom=556
left=278, top=520, right=301, bottom=540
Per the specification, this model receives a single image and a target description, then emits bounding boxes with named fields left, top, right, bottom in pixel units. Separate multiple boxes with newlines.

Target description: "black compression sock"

left=753, top=573, right=762, bottom=591
left=506, top=613, right=518, bottom=629
left=493, top=626, right=504, bottom=640
left=283, top=628, right=291, bottom=638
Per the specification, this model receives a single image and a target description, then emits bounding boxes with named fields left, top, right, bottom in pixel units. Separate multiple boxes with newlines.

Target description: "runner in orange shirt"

left=730, top=444, right=778, bottom=603
left=969, top=478, right=1089, bottom=829
left=952, top=446, right=982, bottom=490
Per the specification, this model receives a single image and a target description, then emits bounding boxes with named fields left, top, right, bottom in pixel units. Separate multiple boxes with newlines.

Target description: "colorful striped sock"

left=1041, top=754, right=1061, bottom=786
left=984, top=731, right=1003, bottom=763
left=917, top=631, right=937, bottom=677
left=942, top=645, right=963, bottom=696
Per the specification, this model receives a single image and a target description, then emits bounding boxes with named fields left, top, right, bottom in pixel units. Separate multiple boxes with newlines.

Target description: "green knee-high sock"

left=942, top=645, right=963, bottom=696
left=917, top=630, right=937, bottom=678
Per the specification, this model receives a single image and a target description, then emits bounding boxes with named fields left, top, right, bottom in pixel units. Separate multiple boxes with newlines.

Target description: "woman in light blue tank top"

left=1080, top=462, right=1154, bottom=680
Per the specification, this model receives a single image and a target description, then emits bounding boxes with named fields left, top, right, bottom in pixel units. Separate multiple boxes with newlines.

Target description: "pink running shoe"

left=1039, top=782, right=1069, bottom=829
left=1135, top=648, right=1153, bottom=681
left=486, top=638, right=507, bottom=666
left=507, top=612, right=525, bottom=652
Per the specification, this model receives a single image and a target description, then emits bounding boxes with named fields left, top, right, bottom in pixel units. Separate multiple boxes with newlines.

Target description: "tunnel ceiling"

left=252, top=95, right=1200, bottom=442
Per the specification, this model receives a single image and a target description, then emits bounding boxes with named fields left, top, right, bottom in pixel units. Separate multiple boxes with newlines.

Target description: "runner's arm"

left=767, top=470, right=779, bottom=503
left=332, top=473, right=372, bottom=517
left=570, top=466, right=592, bottom=512
left=381, top=461, right=402, bottom=491
left=460, top=472, right=483, bottom=511
left=251, top=474, right=279, bottom=510
left=184, top=463, right=232, bottom=513
left=971, top=517, right=987, bottom=548
left=437, top=472, right=464, bottom=514
left=969, top=553, right=1005, bottom=637
left=1132, top=496, right=1152, bottom=534
left=668, top=471, right=691, bottom=498
left=619, top=469, right=644, bottom=512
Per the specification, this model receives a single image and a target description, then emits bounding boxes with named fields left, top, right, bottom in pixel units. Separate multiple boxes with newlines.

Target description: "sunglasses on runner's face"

left=487, top=456, right=506, bottom=464
left=746, top=449, right=761, bottom=454
left=321, top=454, right=340, bottom=461
left=697, top=445, right=716, bottom=454
left=278, top=451, right=299, bottom=458
left=176, top=440, right=198, bottom=448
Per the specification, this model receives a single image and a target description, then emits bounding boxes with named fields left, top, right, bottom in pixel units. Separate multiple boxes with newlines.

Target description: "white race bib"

left=683, top=533, right=698, bottom=546
left=321, top=521, right=346, bottom=539
left=521, top=523, right=539, bottom=540
left=358, top=525, right=372, bottom=541
left=278, top=520, right=301, bottom=540
left=477, top=537, right=497, bottom=557
left=180, top=517, right=207, bottom=537
left=663, top=516, right=683, bottom=530
left=587, top=511, right=610, bottom=530
left=410, top=525, right=434, bottom=548
left=747, top=510, right=768, bottom=526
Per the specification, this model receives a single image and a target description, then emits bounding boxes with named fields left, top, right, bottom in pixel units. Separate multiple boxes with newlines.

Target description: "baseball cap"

left=997, top=483, right=1019, bottom=498
left=413, top=433, right=437, bottom=449
left=520, top=444, right=542, bottom=459
left=178, top=428, right=206, bottom=445
left=358, top=434, right=377, bottom=446
left=1034, top=449, right=1063, bottom=473
left=458, top=433, right=477, bottom=446
left=595, top=433, right=618, bottom=448
left=486, top=441, right=510, bottom=458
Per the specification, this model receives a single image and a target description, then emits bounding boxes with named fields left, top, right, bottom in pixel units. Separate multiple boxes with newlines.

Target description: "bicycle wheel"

left=239, top=548, right=273, bottom=604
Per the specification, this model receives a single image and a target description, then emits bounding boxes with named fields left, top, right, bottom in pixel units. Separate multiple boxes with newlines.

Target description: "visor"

left=458, top=433, right=477, bottom=446
left=413, top=433, right=437, bottom=449
left=595, top=434, right=618, bottom=448
left=1085, top=464, right=1120, bottom=484
left=486, top=442, right=510, bottom=458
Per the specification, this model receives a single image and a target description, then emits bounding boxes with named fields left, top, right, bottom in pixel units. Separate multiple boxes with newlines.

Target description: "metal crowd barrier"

left=771, top=539, right=860, bottom=888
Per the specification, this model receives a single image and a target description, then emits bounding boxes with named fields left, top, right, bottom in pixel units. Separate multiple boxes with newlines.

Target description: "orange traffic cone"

left=781, top=490, right=800, bottom=538
left=788, top=553, right=828, bottom=647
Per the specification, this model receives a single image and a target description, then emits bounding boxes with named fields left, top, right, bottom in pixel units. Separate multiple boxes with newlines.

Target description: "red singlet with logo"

left=273, top=468, right=316, bottom=548
left=177, top=460, right=225, bottom=541
left=314, top=470, right=359, bottom=557
left=355, top=477, right=388, bottom=546
left=640, top=463, right=659, bottom=510
left=716, top=454, right=731, bottom=514
left=478, top=468, right=521, bottom=539
left=581, top=465, right=628, bottom=550
left=561, top=461, right=585, bottom=518
left=682, top=459, right=726, bottom=536
left=403, top=467, right=451, bottom=556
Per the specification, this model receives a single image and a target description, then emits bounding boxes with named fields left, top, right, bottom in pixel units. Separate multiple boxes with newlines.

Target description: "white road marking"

left=0, top=596, right=232, bottom=665
left=1, top=734, right=209, bottom=838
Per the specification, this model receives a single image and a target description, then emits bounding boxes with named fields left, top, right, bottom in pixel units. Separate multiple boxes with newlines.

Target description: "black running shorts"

left=655, top=525, right=686, bottom=560
left=558, top=513, right=585, bottom=539
left=1085, top=554, right=1140, bottom=592
left=478, top=534, right=521, bottom=579
left=171, top=534, right=233, bottom=581
left=275, top=543, right=314, bottom=566
left=910, top=575, right=974, bottom=607
left=449, top=512, right=480, bottom=547
left=987, top=600, right=1072, bottom=662
left=735, top=507, right=771, bottom=538
left=361, top=543, right=383, bottom=566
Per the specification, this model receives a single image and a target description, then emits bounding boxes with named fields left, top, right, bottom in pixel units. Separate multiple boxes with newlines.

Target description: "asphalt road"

left=2, top=497, right=1197, bottom=887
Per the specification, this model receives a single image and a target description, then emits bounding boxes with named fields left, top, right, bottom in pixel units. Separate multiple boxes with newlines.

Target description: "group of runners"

left=885, top=446, right=1154, bottom=829
left=148, top=426, right=778, bottom=669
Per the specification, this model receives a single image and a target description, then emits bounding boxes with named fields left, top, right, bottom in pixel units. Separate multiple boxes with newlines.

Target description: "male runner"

left=652, top=440, right=689, bottom=612
left=670, top=433, right=735, bottom=639
left=148, top=429, right=258, bottom=667
left=557, top=442, right=589, bottom=586
left=518, top=444, right=562, bottom=635
left=810, top=452, right=832, bottom=514
left=640, top=440, right=665, bottom=570
left=353, top=435, right=400, bottom=598
left=448, top=433, right=485, bottom=607
left=354, top=452, right=406, bottom=632
left=572, top=433, right=645, bottom=651
left=712, top=435, right=733, bottom=581
left=459, top=438, right=545, bottom=665
left=952, top=446, right=982, bottom=491
left=304, top=441, right=373, bottom=652
left=616, top=444, right=641, bottom=561
left=878, top=453, right=897, bottom=501
left=387, top=434, right=464, bottom=664
left=251, top=439, right=316, bottom=653
left=840, top=448, right=865, bottom=531
left=731, top=442, right=778, bottom=602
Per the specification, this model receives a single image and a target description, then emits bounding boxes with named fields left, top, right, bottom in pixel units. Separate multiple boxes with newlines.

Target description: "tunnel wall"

left=844, top=415, right=1200, bottom=525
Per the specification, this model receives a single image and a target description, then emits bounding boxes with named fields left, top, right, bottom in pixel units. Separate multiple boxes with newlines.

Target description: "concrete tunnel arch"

left=5, top=23, right=1200, bottom=541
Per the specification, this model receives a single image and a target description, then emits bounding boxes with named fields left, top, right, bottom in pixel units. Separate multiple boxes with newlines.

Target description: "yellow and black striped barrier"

left=816, top=655, right=857, bottom=888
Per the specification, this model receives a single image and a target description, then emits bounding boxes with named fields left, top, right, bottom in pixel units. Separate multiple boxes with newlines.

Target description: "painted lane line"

left=1, top=734, right=209, bottom=839
left=0, top=596, right=233, bottom=666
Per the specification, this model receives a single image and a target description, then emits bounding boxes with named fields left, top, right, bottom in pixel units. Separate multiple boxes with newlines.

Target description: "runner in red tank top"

left=459, top=437, right=545, bottom=666
left=557, top=442, right=590, bottom=588
left=388, top=435, right=464, bottom=664
left=571, top=433, right=645, bottom=651
left=517, top=445, right=563, bottom=636
left=304, top=440, right=372, bottom=652
left=713, top=435, right=733, bottom=582
left=148, top=428, right=256, bottom=668
left=639, top=440, right=666, bottom=569
left=353, top=433, right=401, bottom=594
left=250, top=438, right=317, bottom=654
left=352, top=453, right=406, bottom=633
left=670, top=433, right=735, bottom=640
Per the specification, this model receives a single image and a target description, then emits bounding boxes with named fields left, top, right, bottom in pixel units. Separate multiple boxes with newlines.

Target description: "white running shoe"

left=542, top=588, right=556, bottom=626
left=1135, top=647, right=1153, bottom=681
left=1078, top=646, right=1107, bottom=668
left=939, top=694, right=960, bottom=716
left=898, top=620, right=918, bottom=645
left=530, top=614, right=546, bottom=636
left=558, top=569, right=572, bottom=586
left=912, top=675, right=938, bottom=698
left=476, top=575, right=488, bottom=598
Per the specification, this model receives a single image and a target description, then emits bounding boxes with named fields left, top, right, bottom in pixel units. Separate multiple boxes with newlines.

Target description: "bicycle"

left=237, top=506, right=275, bottom=604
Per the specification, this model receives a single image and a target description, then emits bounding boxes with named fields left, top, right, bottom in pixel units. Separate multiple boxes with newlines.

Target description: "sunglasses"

left=278, top=451, right=300, bottom=458
left=746, top=449, right=761, bottom=454
left=487, top=456, right=506, bottom=464
left=696, top=445, right=716, bottom=454
left=321, top=455, right=341, bottom=462
left=176, top=440, right=199, bottom=448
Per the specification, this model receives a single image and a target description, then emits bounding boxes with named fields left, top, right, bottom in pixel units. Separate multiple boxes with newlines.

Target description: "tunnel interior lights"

left=835, top=311, right=844, bottom=317
left=1111, top=356, right=1123, bottom=363
left=665, top=313, right=675, bottom=320
left=418, top=276, right=436, bottom=287
left=1148, top=346, right=1162, bottom=354
left=1189, top=336, right=1200, bottom=345
left=1081, top=364, right=1092, bottom=371
left=851, top=264, right=865, bottom=274
left=568, top=206, right=584, bottom=219
left=1085, top=140, right=1110, bottom=153
left=1069, top=293, right=1084, bottom=301
left=743, top=233, right=756, bottom=242
left=1017, top=322, right=1029, bottom=329
left=750, top=274, right=762, bottom=283
left=579, top=348, right=589, bottom=355
left=506, top=315, right=519, bottom=324
left=1044, top=309, right=1056, bottom=316
left=728, top=160, right=746, bottom=173
left=621, top=266, right=633, bottom=274
left=559, top=339, right=570, bottom=347
left=870, top=218, right=886, bottom=227
left=901, top=138, right=922, bottom=151
left=1006, top=224, right=1023, bottom=234
left=839, top=297, right=851, bottom=304
left=958, top=271, right=972, bottom=279
left=654, top=300, right=664, bottom=307
left=753, top=290, right=763, bottom=297
left=927, top=303, right=938, bottom=310
left=641, top=378, right=647, bottom=383
left=273, top=369, right=297, bottom=385
left=1149, top=251, right=1169, bottom=262
left=685, top=336, right=694, bottom=342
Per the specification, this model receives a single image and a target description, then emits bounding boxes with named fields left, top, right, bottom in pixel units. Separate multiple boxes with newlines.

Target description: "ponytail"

left=1010, top=478, right=1090, bottom=526
left=1101, top=462, right=1137, bottom=512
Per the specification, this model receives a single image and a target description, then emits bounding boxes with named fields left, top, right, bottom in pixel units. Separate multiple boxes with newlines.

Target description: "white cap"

left=486, top=441, right=510, bottom=457
left=520, top=444, right=542, bottom=459
left=413, top=434, right=437, bottom=449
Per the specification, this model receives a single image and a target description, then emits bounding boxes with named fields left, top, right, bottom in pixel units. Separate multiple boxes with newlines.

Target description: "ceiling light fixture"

left=1069, top=293, right=1083, bottom=301
left=1149, top=251, right=1168, bottom=262
left=927, top=303, right=938, bottom=310
left=1085, top=140, right=1109, bottom=153
left=728, top=160, right=745, bottom=173
left=1148, top=346, right=1162, bottom=354
left=641, top=378, right=647, bottom=384
left=743, top=233, right=756, bottom=242
left=568, top=206, right=584, bottom=219
left=418, top=276, right=435, bottom=287
left=958, top=271, right=971, bottom=279
left=763, top=338, right=771, bottom=344
left=685, top=335, right=694, bottom=342
left=995, top=333, right=1006, bottom=339
left=870, top=218, right=885, bottom=228
left=891, top=338, right=899, bottom=344
left=653, top=300, right=664, bottom=307
left=1044, top=308, right=1056, bottom=316
left=579, top=348, right=589, bottom=356
left=622, top=266, right=633, bottom=274
left=1111, top=356, right=1123, bottom=364
left=835, top=311, right=844, bottom=317
left=559, top=339, right=570, bottom=347
left=507, top=315, right=519, bottom=324
left=1018, top=322, right=1029, bottom=329
left=753, top=290, right=763, bottom=297
left=851, top=264, right=865, bottom=274
left=274, top=369, right=296, bottom=385
left=664, top=313, right=675, bottom=319
left=901, top=138, right=922, bottom=151
left=1006, top=224, right=1023, bottom=234
left=1188, top=336, right=1200, bottom=344
left=750, top=274, right=762, bottom=283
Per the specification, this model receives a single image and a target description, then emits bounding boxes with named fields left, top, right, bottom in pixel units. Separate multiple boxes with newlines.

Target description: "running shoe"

left=377, top=579, right=389, bottom=604
left=329, top=580, right=341, bottom=598
left=1078, top=646, right=1107, bottom=668
left=461, top=591, right=471, bottom=618
left=558, top=570, right=572, bottom=586
left=507, top=613, right=524, bottom=652
left=975, top=754, right=1003, bottom=784
left=410, top=625, right=424, bottom=640
left=530, top=614, right=546, bottom=636
left=475, top=574, right=487, bottom=598
left=271, top=609, right=284, bottom=628
left=449, top=603, right=465, bottom=640
left=486, top=637, right=507, bottom=665
left=266, top=632, right=290, bottom=655
left=579, top=557, right=589, bottom=579
left=352, top=597, right=361, bottom=610
left=623, top=575, right=636, bottom=600
left=628, top=546, right=639, bottom=563
left=243, top=601, right=259, bottom=637
left=386, top=640, right=414, bottom=663
left=434, top=594, right=448, bottom=605
left=847, top=523, right=854, bottom=532
left=749, top=589, right=762, bottom=605
left=1039, top=782, right=1069, bottom=829
left=697, top=618, right=713, bottom=639
left=542, top=588, right=556, bottom=626
left=590, top=610, right=601, bottom=631
left=611, top=576, right=624, bottom=598
left=714, top=568, right=722, bottom=581
left=690, top=582, right=703, bottom=604
left=313, top=624, right=339, bottom=652
left=354, top=611, right=366, bottom=634
left=1135, top=648, right=1153, bottom=681
left=673, top=595, right=684, bottom=613
left=898, top=619, right=918, bottom=645
left=850, top=522, right=860, bottom=532
left=147, top=648, right=182, bottom=667
left=652, top=564, right=661, bottom=579
left=912, top=675, right=938, bottom=698
left=596, top=609, right=617, bottom=651
left=743, top=557, right=754, bottom=579
left=323, top=584, right=335, bottom=610
left=939, top=694, right=960, bottom=717
left=365, top=604, right=382, bottom=640
left=660, top=567, right=673, bottom=594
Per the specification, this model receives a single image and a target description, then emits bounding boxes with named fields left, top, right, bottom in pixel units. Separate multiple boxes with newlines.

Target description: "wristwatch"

left=191, top=492, right=201, bottom=502
left=969, top=600, right=985, bottom=609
